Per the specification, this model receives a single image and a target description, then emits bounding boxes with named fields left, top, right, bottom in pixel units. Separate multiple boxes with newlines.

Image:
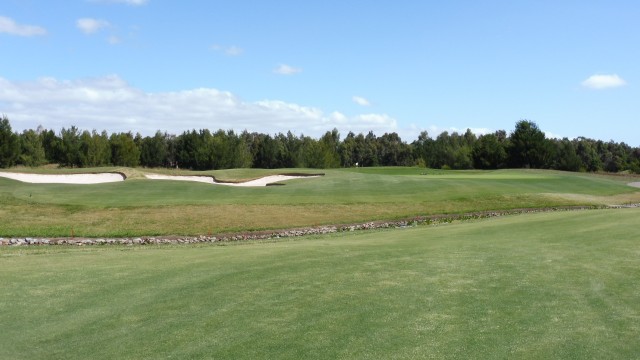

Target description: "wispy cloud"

left=211, top=44, right=243, bottom=56
left=225, top=45, right=243, bottom=56
left=0, top=16, right=46, bottom=37
left=581, top=74, right=626, bottom=89
left=77, top=18, right=110, bottom=34
left=424, top=125, right=492, bottom=138
left=352, top=96, right=371, bottom=106
left=0, top=75, right=398, bottom=137
left=107, top=35, right=121, bottom=45
left=273, top=64, right=302, bottom=75
left=543, top=131, right=565, bottom=140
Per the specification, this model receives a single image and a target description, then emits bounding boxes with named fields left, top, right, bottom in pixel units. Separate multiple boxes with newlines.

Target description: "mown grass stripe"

left=1, top=209, right=639, bottom=359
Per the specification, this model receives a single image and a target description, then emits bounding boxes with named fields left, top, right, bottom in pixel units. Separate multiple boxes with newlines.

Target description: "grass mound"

left=1, top=167, right=639, bottom=237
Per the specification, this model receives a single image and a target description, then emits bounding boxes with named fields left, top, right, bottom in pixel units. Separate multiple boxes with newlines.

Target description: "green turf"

left=1, top=208, right=639, bottom=359
left=1, top=167, right=639, bottom=236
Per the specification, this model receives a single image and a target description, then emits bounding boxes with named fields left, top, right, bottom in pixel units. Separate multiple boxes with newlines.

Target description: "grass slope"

left=1, top=208, right=639, bottom=359
left=1, top=167, right=639, bottom=236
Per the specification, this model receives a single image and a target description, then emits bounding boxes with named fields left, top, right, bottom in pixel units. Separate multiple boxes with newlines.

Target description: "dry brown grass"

left=541, top=192, right=640, bottom=206
left=0, top=192, right=602, bottom=237
left=0, top=203, right=422, bottom=237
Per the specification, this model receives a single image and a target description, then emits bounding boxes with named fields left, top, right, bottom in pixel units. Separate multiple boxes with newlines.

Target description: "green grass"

left=1, top=167, right=639, bottom=236
left=1, top=208, right=639, bottom=359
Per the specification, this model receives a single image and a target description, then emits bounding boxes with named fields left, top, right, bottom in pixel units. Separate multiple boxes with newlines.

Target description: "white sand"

left=629, top=182, right=640, bottom=188
left=0, top=171, right=318, bottom=186
left=0, top=172, right=125, bottom=184
left=145, top=174, right=215, bottom=184
left=144, top=174, right=319, bottom=187
left=224, top=175, right=319, bottom=187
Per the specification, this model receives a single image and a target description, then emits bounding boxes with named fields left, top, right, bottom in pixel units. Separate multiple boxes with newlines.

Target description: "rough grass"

left=1, top=167, right=639, bottom=237
left=1, top=209, right=639, bottom=359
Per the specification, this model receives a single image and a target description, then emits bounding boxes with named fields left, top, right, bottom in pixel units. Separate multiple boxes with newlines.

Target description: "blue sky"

left=1, top=0, right=638, bottom=145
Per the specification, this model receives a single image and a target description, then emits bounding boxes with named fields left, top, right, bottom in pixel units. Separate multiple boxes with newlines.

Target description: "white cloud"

left=211, top=44, right=243, bottom=56
left=273, top=64, right=302, bottom=75
left=352, top=96, right=371, bottom=106
left=0, top=75, right=398, bottom=137
left=225, top=46, right=243, bottom=56
left=581, top=74, right=626, bottom=89
left=77, top=18, right=110, bottom=34
left=423, top=126, right=492, bottom=138
left=543, top=131, right=565, bottom=140
left=107, top=35, right=121, bottom=45
left=455, top=127, right=491, bottom=136
left=0, top=16, right=46, bottom=37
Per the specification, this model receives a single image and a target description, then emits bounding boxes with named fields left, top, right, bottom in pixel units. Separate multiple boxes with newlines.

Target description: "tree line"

left=1, top=115, right=639, bottom=173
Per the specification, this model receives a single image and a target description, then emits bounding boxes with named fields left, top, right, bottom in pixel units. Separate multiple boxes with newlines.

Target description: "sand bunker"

left=145, top=174, right=215, bottom=184
left=0, top=171, right=318, bottom=186
left=145, top=174, right=319, bottom=187
left=226, top=175, right=320, bottom=187
left=0, top=172, right=125, bottom=184
left=629, top=182, right=640, bottom=188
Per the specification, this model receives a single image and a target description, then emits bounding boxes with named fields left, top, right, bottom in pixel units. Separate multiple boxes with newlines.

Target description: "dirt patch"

left=628, top=182, right=640, bottom=188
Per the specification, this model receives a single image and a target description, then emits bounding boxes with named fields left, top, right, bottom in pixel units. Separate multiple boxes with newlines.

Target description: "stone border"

left=4, top=204, right=639, bottom=247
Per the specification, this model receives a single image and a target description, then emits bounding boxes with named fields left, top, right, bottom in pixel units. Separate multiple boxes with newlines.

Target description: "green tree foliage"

left=508, top=120, right=548, bottom=168
left=140, top=131, right=168, bottom=168
left=431, top=132, right=451, bottom=169
left=340, top=132, right=357, bottom=167
left=250, top=133, right=284, bottom=169
left=431, top=131, right=477, bottom=169
left=629, top=148, right=640, bottom=173
left=40, top=128, right=63, bottom=164
left=453, top=146, right=473, bottom=169
left=175, top=130, right=210, bottom=170
left=412, top=131, right=434, bottom=168
left=274, top=132, right=300, bottom=168
left=300, top=136, right=323, bottom=168
left=0, top=115, right=20, bottom=168
left=209, top=130, right=228, bottom=169
left=361, top=131, right=379, bottom=166
left=110, top=132, right=140, bottom=167
left=549, top=138, right=582, bottom=172
left=319, top=129, right=341, bottom=168
left=60, top=126, right=82, bottom=167
left=472, top=132, right=508, bottom=169
left=600, top=141, right=629, bottom=173
left=376, top=132, right=413, bottom=166
left=1, top=115, right=639, bottom=173
left=213, top=130, right=253, bottom=169
left=80, top=130, right=111, bottom=167
left=18, top=129, right=46, bottom=167
left=574, top=137, right=602, bottom=172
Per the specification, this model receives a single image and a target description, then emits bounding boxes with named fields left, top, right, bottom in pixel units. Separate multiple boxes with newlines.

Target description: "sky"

left=1, top=0, right=638, bottom=145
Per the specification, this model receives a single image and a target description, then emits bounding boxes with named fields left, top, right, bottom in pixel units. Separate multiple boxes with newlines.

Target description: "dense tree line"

left=1, top=116, right=639, bottom=173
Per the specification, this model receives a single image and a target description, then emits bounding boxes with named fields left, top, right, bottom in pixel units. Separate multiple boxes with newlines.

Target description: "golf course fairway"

left=1, top=208, right=639, bottom=359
